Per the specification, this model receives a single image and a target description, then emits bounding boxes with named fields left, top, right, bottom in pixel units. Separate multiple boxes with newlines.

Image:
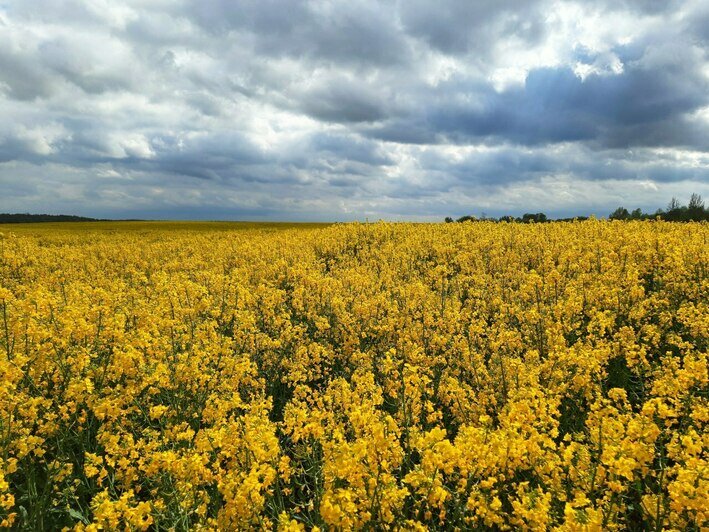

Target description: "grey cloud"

left=4, top=0, right=106, bottom=27
left=308, top=134, right=393, bottom=167
left=0, top=136, right=39, bottom=163
left=123, top=11, right=201, bottom=47
left=297, top=79, right=389, bottom=123
left=399, top=0, right=547, bottom=55
left=0, top=0, right=707, bottom=220
left=188, top=0, right=410, bottom=67
left=184, top=92, right=227, bottom=117
left=0, top=42, right=56, bottom=100
left=606, top=0, right=683, bottom=14
left=688, top=4, right=709, bottom=45
left=361, top=120, right=438, bottom=145
left=418, top=145, right=709, bottom=194
left=442, top=149, right=556, bottom=186
left=124, top=131, right=269, bottom=182
left=39, top=37, right=137, bottom=94
left=368, top=44, right=708, bottom=149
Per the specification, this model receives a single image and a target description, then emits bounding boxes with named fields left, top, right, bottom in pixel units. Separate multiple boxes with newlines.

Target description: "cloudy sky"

left=1, top=0, right=707, bottom=220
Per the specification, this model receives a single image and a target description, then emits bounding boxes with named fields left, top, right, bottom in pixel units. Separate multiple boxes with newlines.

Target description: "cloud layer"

left=0, top=0, right=707, bottom=220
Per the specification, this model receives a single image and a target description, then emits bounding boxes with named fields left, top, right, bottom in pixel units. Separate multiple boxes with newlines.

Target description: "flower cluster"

left=0, top=220, right=706, bottom=529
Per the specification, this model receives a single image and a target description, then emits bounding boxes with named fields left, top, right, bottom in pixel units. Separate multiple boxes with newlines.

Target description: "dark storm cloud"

left=0, top=0, right=707, bottom=220
left=367, top=44, right=709, bottom=149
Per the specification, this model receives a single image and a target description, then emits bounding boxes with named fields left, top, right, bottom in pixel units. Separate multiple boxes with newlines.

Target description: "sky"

left=0, top=0, right=707, bottom=221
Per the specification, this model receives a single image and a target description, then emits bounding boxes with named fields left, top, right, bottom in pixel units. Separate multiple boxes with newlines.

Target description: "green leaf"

left=68, top=508, right=89, bottom=524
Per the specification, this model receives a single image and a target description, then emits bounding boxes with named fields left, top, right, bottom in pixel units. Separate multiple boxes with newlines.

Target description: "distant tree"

left=609, top=207, right=630, bottom=220
left=687, top=193, right=707, bottom=221
left=445, top=193, right=705, bottom=224
left=556, top=216, right=590, bottom=222
left=0, top=213, right=102, bottom=223
left=444, top=217, right=454, bottom=223
left=664, top=197, right=686, bottom=221
left=667, top=197, right=682, bottom=212
left=521, top=213, right=547, bottom=223
left=688, top=193, right=704, bottom=212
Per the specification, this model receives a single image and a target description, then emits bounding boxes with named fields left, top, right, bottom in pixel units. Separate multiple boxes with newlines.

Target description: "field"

left=0, top=220, right=706, bottom=530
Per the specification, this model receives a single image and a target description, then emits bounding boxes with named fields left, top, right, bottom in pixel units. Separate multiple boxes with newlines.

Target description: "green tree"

left=609, top=207, right=629, bottom=220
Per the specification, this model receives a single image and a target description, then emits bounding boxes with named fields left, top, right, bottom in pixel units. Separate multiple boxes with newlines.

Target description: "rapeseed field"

left=0, top=220, right=706, bottom=530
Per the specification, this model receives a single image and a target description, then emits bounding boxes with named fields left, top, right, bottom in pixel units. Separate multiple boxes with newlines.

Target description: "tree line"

left=0, top=213, right=102, bottom=223
left=445, top=193, right=708, bottom=223
left=608, top=193, right=707, bottom=222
